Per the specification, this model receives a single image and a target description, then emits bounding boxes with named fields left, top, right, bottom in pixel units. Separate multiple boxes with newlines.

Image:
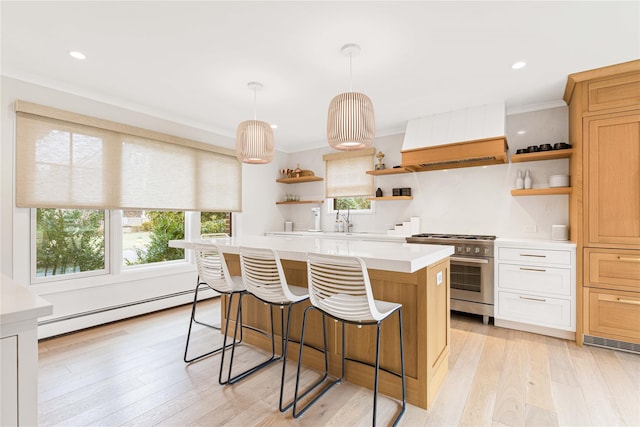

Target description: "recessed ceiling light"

left=512, top=61, right=526, bottom=70
left=517, top=130, right=526, bottom=135
left=270, top=124, right=278, bottom=129
left=69, top=51, right=86, bottom=60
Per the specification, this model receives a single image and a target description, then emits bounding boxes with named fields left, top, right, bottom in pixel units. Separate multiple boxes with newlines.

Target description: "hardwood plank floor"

left=38, top=299, right=640, bottom=426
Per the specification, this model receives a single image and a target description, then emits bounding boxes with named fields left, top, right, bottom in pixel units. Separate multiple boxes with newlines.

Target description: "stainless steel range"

left=406, top=233, right=496, bottom=324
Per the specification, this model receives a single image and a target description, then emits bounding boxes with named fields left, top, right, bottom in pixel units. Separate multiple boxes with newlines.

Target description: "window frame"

left=327, top=197, right=376, bottom=215
left=30, top=208, right=111, bottom=284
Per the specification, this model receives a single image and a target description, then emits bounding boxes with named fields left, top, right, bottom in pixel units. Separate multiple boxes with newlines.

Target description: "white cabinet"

left=1, top=276, right=53, bottom=426
left=494, top=239, right=576, bottom=340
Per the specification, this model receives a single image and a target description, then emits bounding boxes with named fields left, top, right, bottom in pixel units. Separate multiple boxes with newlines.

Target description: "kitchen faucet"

left=341, top=207, right=352, bottom=232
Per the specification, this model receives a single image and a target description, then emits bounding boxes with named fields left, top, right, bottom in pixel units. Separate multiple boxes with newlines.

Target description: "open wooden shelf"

left=275, top=200, right=324, bottom=205
left=365, top=196, right=414, bottom=201
left=511, top=187, right=572, bottom=196
left=276, top=176, right=323, bottom=184
left=511, top=149, right=573, bottom=163
left=366, top=168, right=410, bottom=175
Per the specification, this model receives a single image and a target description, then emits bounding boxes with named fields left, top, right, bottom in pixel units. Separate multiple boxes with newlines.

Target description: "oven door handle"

left=450, top=256, right=490, bottom=264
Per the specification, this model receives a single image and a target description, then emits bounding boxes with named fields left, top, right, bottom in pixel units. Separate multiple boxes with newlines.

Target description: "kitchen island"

left=170, top=236, right=453, bottom=409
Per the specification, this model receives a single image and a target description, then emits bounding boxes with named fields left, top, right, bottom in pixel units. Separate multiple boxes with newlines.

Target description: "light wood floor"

left=38, top=298, right=640, bottom=426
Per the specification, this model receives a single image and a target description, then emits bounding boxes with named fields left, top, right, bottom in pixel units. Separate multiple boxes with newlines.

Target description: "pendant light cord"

left=253, top=87, right=257, bottom=120
left=349, top=52, right=353, bottom=92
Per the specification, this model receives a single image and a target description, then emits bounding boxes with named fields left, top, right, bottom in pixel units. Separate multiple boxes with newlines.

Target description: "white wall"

left=0, top=76, right=286, bottom=337
left=283, top=107, right=569, bottom=240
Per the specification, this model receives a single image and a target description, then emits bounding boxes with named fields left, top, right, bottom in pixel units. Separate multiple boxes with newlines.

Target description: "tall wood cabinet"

left=564, top=60, right=640, bottom=348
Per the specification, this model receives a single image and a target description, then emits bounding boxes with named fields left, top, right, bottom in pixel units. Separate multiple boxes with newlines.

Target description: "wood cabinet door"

left=585, top=288, right=640, bottom=343
left=585, top=112, right=640, bottom=248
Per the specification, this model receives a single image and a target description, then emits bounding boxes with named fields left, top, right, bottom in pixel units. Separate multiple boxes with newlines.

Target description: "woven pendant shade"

left=236, top=119, right=274, bottom=164
left=235, top=81, right=274, bottom=164
left=327, top=91, right=375, bottom=150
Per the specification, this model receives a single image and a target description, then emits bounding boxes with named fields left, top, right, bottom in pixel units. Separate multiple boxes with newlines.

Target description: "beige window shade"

left=323, top=148, right=375, bottom=198
left=15, top=102, right=242, bottom=211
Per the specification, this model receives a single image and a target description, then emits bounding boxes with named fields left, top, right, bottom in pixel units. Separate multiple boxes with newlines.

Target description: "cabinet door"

left=585, top=248, right=640, bottom=292
left=587, top=73, right=640, bottom=113
left=585, top=288, right=640, bottom=343
left=585, top=112, right=640, bottom=248
left=1, top=336, right=18, bottom=427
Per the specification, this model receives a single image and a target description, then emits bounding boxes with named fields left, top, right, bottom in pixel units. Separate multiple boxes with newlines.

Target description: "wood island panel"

left=221, top=254, right=450, bottom=410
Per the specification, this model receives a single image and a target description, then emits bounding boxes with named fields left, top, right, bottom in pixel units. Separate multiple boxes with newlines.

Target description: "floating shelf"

left=511, top=149, right=573, bottom=163
left=276, top=176, right=323, bottom=184
left=365, top=196, right=414, bottom=201
left=511, top=187, right=572, bottom=196
left=275, top=200, right=324, bottom=205
left=366, top=168, right=410, bottom=175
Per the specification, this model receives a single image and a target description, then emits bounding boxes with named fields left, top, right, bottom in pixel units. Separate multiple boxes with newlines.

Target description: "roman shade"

left=15, top=101, right=242, bottom=211
left=323, top=147, right=374, bottom=198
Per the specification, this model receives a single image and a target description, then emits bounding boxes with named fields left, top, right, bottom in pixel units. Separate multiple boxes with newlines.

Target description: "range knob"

left=456, top=246, right=463, bottom=253
left=474, top=247, right=481, bottom=254
left=465, top=247, right=472, bottom=254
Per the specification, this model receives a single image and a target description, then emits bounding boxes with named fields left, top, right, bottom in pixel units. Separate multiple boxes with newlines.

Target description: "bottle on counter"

left=338, top=220, right=344, bottom=233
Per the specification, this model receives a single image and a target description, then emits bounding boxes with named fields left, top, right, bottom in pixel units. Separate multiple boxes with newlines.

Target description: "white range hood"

left=401, top=103, right=509, bottom=172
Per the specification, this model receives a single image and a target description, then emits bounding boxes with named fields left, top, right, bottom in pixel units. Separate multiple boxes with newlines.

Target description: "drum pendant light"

left=327, top=43, right=375, bottom=151
left=236, top=81, right=274, bottom=164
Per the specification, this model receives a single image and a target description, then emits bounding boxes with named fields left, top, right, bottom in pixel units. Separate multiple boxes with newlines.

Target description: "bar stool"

left=183, top=243, right=245, bottom=370
left=221, top=246, right=310, bottom=412
left=293, top=253, right=406, bottom=426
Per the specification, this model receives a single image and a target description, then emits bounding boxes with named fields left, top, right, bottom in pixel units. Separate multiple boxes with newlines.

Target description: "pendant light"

left=327, top=43, right=375, bottom=151
left=236, top=81, right=274, bottom=164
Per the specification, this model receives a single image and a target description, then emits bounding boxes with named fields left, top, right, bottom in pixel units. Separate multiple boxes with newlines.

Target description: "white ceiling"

left=2, top=1, right=638, bottom=153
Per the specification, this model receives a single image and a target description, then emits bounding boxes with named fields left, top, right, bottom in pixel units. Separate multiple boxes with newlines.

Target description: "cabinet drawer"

left=498, top=247, right=571, bottom=265
left=586, top=248, right=640, bottom=292
left=497, top=291, right=572, bottom=330
left=498, top=264, right=571, bottom=296
left=588, top=73, right=640, bottom=113
left=586, top=288, right=640, bottom=343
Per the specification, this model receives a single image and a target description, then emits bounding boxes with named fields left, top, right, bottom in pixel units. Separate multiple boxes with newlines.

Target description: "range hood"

left=401, top=103, right=509, bottom=172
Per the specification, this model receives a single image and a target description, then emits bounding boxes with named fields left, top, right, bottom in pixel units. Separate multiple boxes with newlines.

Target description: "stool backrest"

left=307, top=253, right=384, bottom=322
left=194, top=244, right=236, bottom=293
left=239, top=246, right=297, bottom=304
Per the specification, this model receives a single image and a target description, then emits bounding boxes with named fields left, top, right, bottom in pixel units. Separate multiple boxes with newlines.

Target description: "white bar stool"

left=221, top=246, right=310, bottom=412
left=293, top=253, right=406, bottom=426
left=183, top=243, right=245, bottom=382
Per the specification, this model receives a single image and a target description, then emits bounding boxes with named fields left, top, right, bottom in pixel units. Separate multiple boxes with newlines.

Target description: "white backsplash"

left=278, top=106, right=569, bottom=240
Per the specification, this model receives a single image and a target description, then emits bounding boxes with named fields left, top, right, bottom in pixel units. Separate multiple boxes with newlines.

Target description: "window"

left=329, top=197, right=373, bottom=214
left=33, top=208, right=108, bottom=281
left=122, top=211, right=185, bottom=266
left=323, top=148, right=375, bottom=199
left=201, top=212, right=232, bottom=236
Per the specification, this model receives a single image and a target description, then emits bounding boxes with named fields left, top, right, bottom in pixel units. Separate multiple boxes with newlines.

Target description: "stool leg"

left=373, top=322, right=381, bottom=427
left=395, top=308, right=406, bottom=426
left=219, top=292, right=244, bottom=385
left=279, top=303, right=293, bottom=412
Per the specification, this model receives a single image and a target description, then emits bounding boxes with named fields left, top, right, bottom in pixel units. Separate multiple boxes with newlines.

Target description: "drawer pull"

left=519, top=296, right=547, bottom=302
left=617, top=256, right=640, bottom=262
left=520, top=254, right=546, bottom=258
left=617, top=298, right=640, bottom=306
left=519, top=267, right=547, bottom=272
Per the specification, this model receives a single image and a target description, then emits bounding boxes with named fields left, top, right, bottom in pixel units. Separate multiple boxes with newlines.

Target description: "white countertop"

left=170, top=235, right=453, bottom=273
left=495, top=237, right=577, bottom=250
left=265, top=231, right=408, bottom=242
left=1, top=275, right=53, bottom=326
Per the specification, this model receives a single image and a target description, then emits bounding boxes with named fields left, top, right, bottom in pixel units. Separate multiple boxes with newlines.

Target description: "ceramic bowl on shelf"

left=553, top=142, right=571, bottom=150
left=549, top=174, right=570, bottom=187
left=539, top=143, right=553, bottom=151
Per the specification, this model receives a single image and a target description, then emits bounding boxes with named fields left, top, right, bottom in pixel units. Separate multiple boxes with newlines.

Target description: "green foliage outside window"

left=201, top=212, right=230, bottom=235
left=126, top=211, right=185, bottom=265
left=36, top=208, right=105, bottom=277
left=334, top=197, right=371, bottom=211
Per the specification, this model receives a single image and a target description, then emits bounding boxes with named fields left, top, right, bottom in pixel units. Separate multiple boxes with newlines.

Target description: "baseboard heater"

left=584, top=335, right=640, bottom=355
left=37, top=289, right=201, bottom=326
